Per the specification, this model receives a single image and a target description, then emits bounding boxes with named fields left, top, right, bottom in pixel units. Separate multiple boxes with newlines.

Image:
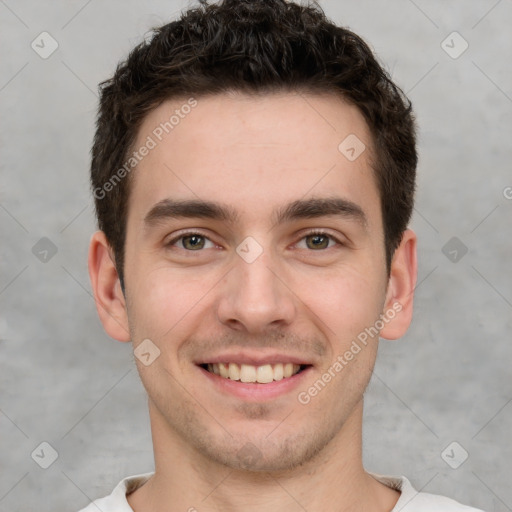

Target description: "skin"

left=89, top=91, right=417, bottom=512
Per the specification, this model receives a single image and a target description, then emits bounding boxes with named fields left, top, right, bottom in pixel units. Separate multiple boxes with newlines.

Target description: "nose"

left=216, top=246, right=296, bottom=334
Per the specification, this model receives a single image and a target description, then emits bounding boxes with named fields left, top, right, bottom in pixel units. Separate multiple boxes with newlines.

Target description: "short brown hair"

left=91, top=0, right=417, bottom=289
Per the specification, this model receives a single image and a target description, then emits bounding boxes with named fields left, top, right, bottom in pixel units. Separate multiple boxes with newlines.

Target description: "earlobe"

left=379, top=228, right=418, bottom=340
left=88, top=231, right=131, bottom=342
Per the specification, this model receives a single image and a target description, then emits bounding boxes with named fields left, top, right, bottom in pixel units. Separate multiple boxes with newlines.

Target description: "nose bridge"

left=217, top=240, right=295, bottom=331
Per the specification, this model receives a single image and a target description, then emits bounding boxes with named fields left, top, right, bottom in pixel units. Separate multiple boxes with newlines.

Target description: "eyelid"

left=299, top=228, right=344, bottom=242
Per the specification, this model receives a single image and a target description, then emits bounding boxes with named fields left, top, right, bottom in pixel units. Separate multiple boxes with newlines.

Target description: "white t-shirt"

left=77, top=471, right=486, bottom=511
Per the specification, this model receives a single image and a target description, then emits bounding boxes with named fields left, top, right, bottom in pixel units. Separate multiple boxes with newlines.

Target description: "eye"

left=166, top=231, right=216, bottom=251
left=296, top=230, right=342, bottom=251
left=165, top=229, right=343, bottom=253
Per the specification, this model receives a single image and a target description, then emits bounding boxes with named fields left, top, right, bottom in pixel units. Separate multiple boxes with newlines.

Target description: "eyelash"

left=165, top=229, right=344, bottom=252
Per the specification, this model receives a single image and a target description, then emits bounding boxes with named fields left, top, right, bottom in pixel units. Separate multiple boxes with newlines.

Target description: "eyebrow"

left=144, top=197, right=368, bottom=231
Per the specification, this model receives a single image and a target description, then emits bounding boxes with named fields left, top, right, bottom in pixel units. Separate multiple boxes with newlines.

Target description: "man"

left=80, top=0, right=485, bottom=510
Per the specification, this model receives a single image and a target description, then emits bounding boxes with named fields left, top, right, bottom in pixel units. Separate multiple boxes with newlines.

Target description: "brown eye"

left=298, top=231, right=341, bottom=251
left=305, top=234, right=330, bottom=250
left=166, top=232, right=215, bottom=251
left=181, top=234, right=206, bottom=250
left=304, top=233, right=332, bottom=250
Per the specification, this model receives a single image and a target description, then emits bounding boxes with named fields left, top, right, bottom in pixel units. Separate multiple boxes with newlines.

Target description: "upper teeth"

left=207, top=363, right=301, bottom=383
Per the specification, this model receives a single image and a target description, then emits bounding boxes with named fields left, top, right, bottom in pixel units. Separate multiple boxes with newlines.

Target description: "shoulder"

left=370, top=473, right=486, bottom=512
left=399, top=485, right=487, bottom=512
left=75, top=472, right=154, bottom=512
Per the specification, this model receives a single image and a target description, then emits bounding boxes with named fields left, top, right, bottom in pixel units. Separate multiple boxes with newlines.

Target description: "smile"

left=203, top=362, right=307, bottom=383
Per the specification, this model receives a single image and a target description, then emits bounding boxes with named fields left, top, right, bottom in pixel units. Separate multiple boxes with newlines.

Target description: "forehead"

left=127, top=91, right=381, bottom=232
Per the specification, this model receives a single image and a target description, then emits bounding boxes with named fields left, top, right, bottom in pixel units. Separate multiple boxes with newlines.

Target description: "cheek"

left=299, top=264, right=386, bottom=341
left=127, top=264, right=219, bottom=340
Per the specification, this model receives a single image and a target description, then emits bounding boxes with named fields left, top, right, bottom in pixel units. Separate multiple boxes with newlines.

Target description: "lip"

left=198, top=364, right=313, bottom=401
left=196, top=350, right=313, bottom=367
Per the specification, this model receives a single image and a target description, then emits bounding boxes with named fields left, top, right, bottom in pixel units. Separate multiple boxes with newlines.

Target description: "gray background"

left=1, top=1, right=511, bottom=511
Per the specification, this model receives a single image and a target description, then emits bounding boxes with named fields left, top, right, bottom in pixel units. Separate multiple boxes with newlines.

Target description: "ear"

left=379, top=228, right=417, bottom=340
left=88, top=230, right=131, bottom=342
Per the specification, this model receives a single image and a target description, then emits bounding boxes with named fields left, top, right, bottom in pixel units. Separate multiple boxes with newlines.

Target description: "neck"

left=127, top=400, right=400, bottom=512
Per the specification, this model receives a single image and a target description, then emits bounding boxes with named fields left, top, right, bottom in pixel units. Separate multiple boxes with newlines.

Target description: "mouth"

left=199, top=362, right=311, bottom=384
left=195, top=351, right=315, bottom=400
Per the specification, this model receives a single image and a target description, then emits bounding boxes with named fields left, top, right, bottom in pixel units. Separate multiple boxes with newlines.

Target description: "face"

left=120, top=91, right=394, bottom=471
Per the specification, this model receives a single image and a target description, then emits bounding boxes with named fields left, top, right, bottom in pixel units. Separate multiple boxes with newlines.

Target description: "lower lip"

left=198, top=365, right=313, bottom=401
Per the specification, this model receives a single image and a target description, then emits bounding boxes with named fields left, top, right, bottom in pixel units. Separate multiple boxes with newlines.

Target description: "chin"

left=193, top=426, right=335, bottom=474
